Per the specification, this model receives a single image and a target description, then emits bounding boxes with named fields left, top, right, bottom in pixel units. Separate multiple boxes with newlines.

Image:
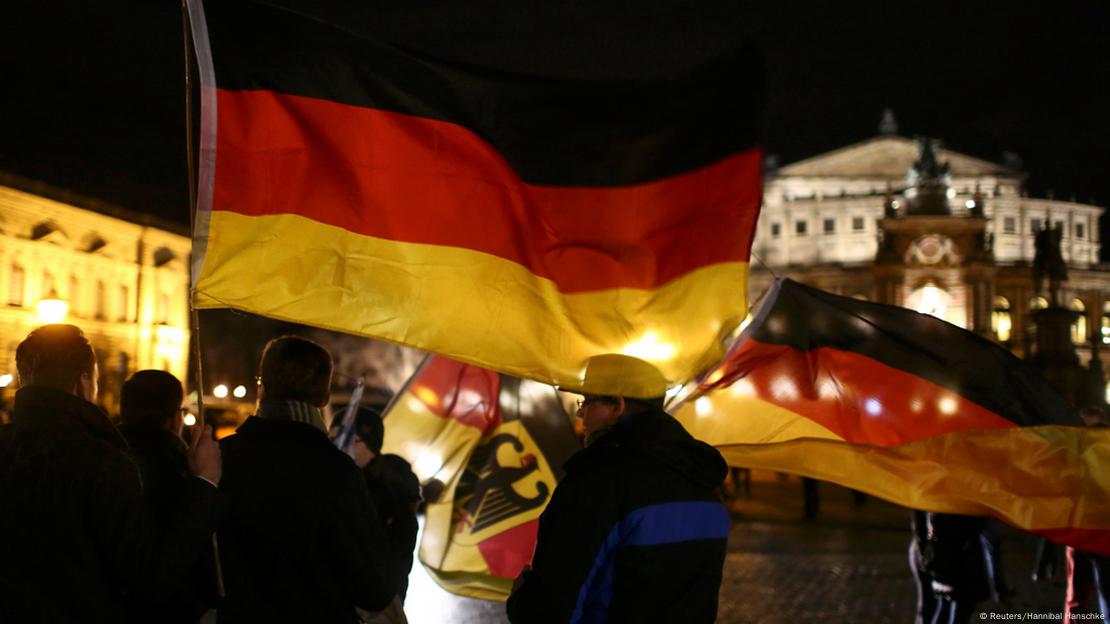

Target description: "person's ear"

left=613, top=396, right=626, bottom=418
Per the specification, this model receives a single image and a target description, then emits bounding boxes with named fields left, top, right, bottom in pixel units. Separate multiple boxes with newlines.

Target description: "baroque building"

left=749, top=130, right=1108, bottom=373
left=0, top=174, right=192, bottom=413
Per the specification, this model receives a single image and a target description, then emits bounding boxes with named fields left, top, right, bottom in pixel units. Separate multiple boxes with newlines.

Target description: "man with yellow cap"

left=506, top=355, right=730, bottom=623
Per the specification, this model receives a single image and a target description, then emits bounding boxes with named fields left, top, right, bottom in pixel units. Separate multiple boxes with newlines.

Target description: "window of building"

left=770, top=223, right=781, bottom=238
left=852, top=216, right=865, bottom=231
left=1030, top=218, right=1041, bottom=233
left=1071, top=298, right=1087, bottom=344
left=1055, top=220, right=1065, bottom=234
left=795, top=220, right=808, bottom=236
left=1076, top=223, right=1085, bottom=239
left=8, top=265, right=25, bottom=306
left=992, top=296, right=1012, bottom=343
left=69, top=275, right=81, bottom=317
left=117, top=286, right=129, bottom=322
left=42, top=271, right=55, bottom=297
left=823, top=218, right=836, bottom=234
left=1102, top=302, right=1110, bottom=344
left=1003, top=217, right=1016, bottom=234
left=95, top=281, right=106, bottom=320
left=157, top=292, right=170, bottom=324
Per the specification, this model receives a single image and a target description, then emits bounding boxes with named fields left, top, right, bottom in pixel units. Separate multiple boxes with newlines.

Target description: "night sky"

left=3, top=1, right=1109, bottom=227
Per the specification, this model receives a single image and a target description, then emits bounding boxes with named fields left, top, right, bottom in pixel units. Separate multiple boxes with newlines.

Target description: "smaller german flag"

left=673, top=278, right=1110, bottom=555
left=381, top=356, right=581, bottom=600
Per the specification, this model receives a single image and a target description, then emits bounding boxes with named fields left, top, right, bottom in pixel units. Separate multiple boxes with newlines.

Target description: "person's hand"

left=188, top=424, right=222, bottom=487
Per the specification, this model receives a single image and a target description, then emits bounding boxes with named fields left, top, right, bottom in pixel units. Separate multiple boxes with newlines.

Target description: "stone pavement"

left=402, top=470, right=1074, bottom=623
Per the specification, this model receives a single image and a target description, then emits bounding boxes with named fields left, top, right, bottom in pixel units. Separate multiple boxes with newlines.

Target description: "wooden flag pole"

left=182, top=0, right=225, bottom=599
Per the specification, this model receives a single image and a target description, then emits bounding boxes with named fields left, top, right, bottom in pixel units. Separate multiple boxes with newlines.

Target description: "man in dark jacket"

left=347, top=406, right=421, bottom=603
left=119, top=369, right=217, bottom=624
left=217, top=336, right=400, bottom=623
left=0, top=324, right=222, bottom=624
left=506, top=355, right=730, bottom=623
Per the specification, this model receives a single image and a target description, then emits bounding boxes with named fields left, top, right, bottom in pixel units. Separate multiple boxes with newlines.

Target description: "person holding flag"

left=506, top=355, right=731, bottom=623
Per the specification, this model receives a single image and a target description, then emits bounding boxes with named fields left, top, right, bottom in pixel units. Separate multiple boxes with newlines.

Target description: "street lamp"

left=232, top=385, right=247, bottom=398
left=213, top=384, right=229, bottom=398
left=36, top=290, right=69, bottom=324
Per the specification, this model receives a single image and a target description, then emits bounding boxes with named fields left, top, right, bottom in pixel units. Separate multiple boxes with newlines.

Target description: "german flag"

left=184, top=0, right=764, bottom=397
left=380, top=356, right=580, bottom=599
left=673, top=278, right=1110, bottom=555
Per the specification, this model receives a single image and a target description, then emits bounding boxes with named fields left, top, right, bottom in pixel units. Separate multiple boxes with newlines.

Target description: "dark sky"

left=3, top=1, right=1109, bottom=225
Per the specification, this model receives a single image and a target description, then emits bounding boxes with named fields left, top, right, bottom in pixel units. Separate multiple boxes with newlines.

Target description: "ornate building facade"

left=750, top=133, right=1108, bottom=372
left=0, top=175, right=192, bottom=412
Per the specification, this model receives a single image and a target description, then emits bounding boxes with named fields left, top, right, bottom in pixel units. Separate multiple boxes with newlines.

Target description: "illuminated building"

left=750, top=128, right=1108, bottom=371
left=0, top=174, right=191, bottom=412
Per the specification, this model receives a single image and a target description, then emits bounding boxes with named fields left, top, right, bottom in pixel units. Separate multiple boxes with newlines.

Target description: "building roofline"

left=0, top=171, right=191, bottom=238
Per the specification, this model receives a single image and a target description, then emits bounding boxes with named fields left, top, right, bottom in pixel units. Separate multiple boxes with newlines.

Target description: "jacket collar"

left=13, top=385, right=129, bottom=452
left=233, top=415, right=335, bottom=451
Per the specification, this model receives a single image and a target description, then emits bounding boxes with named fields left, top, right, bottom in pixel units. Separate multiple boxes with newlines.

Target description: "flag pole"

left=183, top=0, right=225, bottom=599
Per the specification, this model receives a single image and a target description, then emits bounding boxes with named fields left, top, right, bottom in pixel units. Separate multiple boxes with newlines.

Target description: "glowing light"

left=912, top=284, right=947, bottom=320
left=183, top=413, right=197, bottom=427
left=817, top=377, right=839, bottom=400
left=0, top=373, right=12, bottom=388
left=414, top=386, right=440, bottom=409
left=891, top=199, right=901, bottom=208
left=771, top=376, right=799, bottom=401
left=864, top=398, right=883, bottom=416
left=414, top=452, right=443, bottom=480
left=938, top=396, right=958, bottom=415
left=730, top=378, right=756, bottom=397
left=910, top=398, right=924, bottom=413
left=695, top=397, right=713, bottom=417
left=232, top=385, right=247, bottom=398
left=35, top=297, right=69, bottom=323
left=946, top=188, right=957, bottom=199
left=213, top=384, right=228, bottom=399
left=965, top=199, right=976, bottom=209
left=622, top=331, right=677, bottom=362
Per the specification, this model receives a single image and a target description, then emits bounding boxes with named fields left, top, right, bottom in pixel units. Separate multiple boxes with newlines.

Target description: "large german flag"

left=380, top=356, right=580, bottom=599
left=673, top=278, right=1110, bottom=555
left=185, top=0, right=764, bottom=397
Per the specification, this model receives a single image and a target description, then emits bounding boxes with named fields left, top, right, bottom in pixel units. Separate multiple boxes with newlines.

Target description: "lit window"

left=852, top=216, right=865, bottom=231
left=1003, top=217, right=1015, bottom=234
left=1102, top=302, right=1110, bottom=344
left=8, top=265, right=25, bottom=306
left=795, top=220, right=808, bottom=236
left=823, top=218, right=836, bottom=234
left=992, top=296, right=1012, bottom=343
left=1071, top=298, right=1087, bottom=344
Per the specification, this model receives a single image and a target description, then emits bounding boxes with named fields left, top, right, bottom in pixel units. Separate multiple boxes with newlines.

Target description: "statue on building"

left=1033, top=219, right=1068, bottom=305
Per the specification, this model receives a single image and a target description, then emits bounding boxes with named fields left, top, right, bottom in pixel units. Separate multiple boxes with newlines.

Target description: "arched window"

left=1071, top=299, right=1087, bottom=344
left=117, top=285, right=129, bottom=322
left=8, top=264, right=25, bottom=306
left=1102, top=302, right=1110, bottom=345
left=992, top=296, right=1012, bottom=343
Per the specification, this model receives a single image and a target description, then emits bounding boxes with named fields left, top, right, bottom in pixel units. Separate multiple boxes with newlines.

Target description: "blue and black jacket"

left=506, top=407, right=730, bottom=623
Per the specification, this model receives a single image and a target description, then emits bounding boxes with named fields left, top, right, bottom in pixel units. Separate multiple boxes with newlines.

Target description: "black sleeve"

left=330, top=465, right=396, bottom=611
left=506, top=469, right=617, bottom=624
left=86, top=452, right=222, bottom=602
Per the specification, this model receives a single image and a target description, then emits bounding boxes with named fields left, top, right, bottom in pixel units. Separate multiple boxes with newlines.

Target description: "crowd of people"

left=1, top=323, right=1107, bottom=623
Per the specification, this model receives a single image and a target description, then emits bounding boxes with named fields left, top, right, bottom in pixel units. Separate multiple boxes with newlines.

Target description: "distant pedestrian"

left=507, top=355, right=730, bottom=623
left=347, top=406, right=421, bottom=605
left=0, top=324, right=222, bottom=623
left=119, top=369, right=218, bottom=624
left=217, top=336, right=401, bottom=623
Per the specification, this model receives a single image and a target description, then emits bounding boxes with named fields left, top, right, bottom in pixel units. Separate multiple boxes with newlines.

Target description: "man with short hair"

left=506, top=355, right=731, bottom=623
left=217, top=335, right=399, bottom=623
left=0, top=324, right=223, bottom=623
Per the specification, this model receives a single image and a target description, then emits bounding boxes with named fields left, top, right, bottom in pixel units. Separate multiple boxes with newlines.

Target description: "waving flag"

left=381, top=356, right=580, bottom=599
left=184, top=0, right=764, bottom=397
left=674, top=278, right=1110, bottom=555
